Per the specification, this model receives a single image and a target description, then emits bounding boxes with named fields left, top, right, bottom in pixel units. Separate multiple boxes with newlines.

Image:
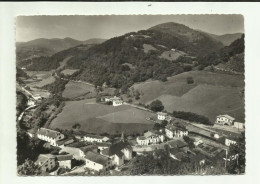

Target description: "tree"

left=17, top=159, right=41, bottom=176
left=149, top=100, right=164, bottom=112
left=226, top=132, right=245, bottom=174
left=186, top=77, right=194, bottom=84
left=153, top=123, right=161, bottom=131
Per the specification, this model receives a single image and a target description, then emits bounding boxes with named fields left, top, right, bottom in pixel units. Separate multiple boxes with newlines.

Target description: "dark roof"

left=85, top=134, right=104, bottom=139
left=79, top=145, right=97, bottom=154
left=85, top=152, right=110, bottom=165
left=115, top=151, right=124, bottom=158
left=37, top=128, right=63, bottom=139
left=35, top=154, right=56, bottom=165
left=95, top=142, right=111, bottom=147
left=56, top=138, right=74, bottom=146
left=102, top=141, right=132, bottom=156
left=167, top=140, right=188, bottom=148
left=170, top=148, right=182, bottom=155
left=56, top=154, right=73, bottom=161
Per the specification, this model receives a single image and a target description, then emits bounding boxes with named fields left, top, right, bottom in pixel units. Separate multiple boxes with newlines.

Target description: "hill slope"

left=16, top=37, right=106, bottom=62
left=209, top=33, right=243, bottom=46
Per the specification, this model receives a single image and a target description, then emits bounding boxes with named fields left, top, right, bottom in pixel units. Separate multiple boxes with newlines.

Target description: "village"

left=22, top=92, right=244, bottom=175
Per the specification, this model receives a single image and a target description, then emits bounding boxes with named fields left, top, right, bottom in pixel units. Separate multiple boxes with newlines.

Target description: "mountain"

left=209, top=33, right=243, bottom=46
left=16, top=37, right=106, bottom=62
left=19, top=22, right=229, bottom=92
left=148, top=22, right=224, bottom=56
left=198, top=34, right=244, bottom=67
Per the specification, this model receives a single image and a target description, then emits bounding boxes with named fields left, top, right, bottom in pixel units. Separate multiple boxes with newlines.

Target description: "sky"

left=16, top=15, right=244, bottom=42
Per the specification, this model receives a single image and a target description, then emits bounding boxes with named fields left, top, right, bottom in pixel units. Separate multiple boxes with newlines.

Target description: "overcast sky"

left=16, top=15, right=244, bottom=42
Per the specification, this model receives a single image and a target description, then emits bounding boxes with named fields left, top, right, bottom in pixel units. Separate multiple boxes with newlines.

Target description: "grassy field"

left=62, top=81, right=97, bottom=99
left=131, top=71, right=244, bottom=122
left=50, top=99, right=154, bottom=134
left=143, top=44, right=157, bottom=53
left=25, top=70, right=56, bottom=88
left=160, top=50, right=186, bottom=61
left=61, top=69, right=79, bottom=76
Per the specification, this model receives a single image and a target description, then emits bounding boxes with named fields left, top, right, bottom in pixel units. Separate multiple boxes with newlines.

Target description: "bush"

left=172, top=111, right=213, bottom=125
left=186, top=77, right=194, bottom=84
left=149, top=100, right=164, bottom=112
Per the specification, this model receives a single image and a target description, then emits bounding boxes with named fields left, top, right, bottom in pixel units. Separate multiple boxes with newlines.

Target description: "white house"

left=101, top=141, right=132, bottom=166
left=37, top=128, right=65, bottom=146
left=225, top=138, right=237, bottom=146
left=215, top=114, right=235, bottom=126
left=84, top=134, right=110, bottom=143
left=165, top=124, right=188, bottom=139
left=233, top=122, right=245, bottom=130
left=103, top=96, right=123, bottom=106
left=136, top=131, right=165, bottom=146
left=85, top=151, right=112, bottom=171
left=157, top=112, right=167, bottom=120
left=35, top=154, right=56, bottom=172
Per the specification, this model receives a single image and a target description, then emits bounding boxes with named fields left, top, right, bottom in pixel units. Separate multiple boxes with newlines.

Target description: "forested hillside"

left=198, top=34, right=244, bottom=68
left=18, top=22, right=233, bottom=93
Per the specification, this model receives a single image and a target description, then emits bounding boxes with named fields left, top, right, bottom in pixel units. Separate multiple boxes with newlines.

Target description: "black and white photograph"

left=14, top=14, right=246, bottom=176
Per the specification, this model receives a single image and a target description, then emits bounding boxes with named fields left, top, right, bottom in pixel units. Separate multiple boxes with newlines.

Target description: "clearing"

left=62, top=81, right=97, bottom=99
left=50, top=99, right=154, bottom=134
left=61, top=69, right=79, bottom=76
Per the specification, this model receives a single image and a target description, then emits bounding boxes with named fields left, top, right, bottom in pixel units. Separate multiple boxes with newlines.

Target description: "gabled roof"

left=217, top=114, right=235, bottom=121
left=35, top=154, right=56, bottom=166
left=115, top=151, right=124, bottom=158
left=79, top=145, right=97, bottom=154
left=85, top=152, right=110, bottom=165
left=37, top=128, right=63, bottom=139
left=167, top=139, right=188, bottom=148
left=157, top=112, right=167, bottom=116
left=102, top=141, right=132, bottom=156
left=56, top=154, right=73, bottom=161
left=95, top=142, right=111, bottom=147
left=85, top=134, right=104, bottom=139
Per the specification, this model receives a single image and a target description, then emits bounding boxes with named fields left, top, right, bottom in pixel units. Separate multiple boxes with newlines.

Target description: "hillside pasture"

left=50, top=99, right=154, bottom=134
left=160, top=50, right=186, bottom=61
left=132, top=71, right=244, bottom=122
left=143, top=44, right=157, bottom=53
left=62, top=81, right=96, bottom=99
left=24, top=70, right=56, bottom=88
left=61, top=69, right=79, bottom=76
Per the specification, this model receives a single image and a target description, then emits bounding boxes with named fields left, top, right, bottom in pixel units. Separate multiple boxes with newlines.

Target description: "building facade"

left=85, top=152, right=112, bottom=171
left=136, top=131, right=165, bottom=146
left=165, top=124, right=188, bottom=139
left=35, top=154, right=56, bottom=172
left=37, top=128, right=65, bottom=146
left=215, top=114, right=235, bottom=126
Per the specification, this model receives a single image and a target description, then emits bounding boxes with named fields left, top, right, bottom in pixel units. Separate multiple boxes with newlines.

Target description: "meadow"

left=50, top=99, right=155, bottom=134
left=62, top=81, right=97, bottom=99
left=132, top=71, right=244, bottom=122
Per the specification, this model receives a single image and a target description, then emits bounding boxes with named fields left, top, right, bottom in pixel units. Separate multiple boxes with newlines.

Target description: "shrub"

left=172, top=111, right=213, bottom=125
left=186, top=77, right=194, bottom=84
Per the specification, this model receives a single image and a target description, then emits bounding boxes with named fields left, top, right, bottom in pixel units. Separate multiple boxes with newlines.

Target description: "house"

left=101, top=141, right=133, bottom=166
left=95, top=142, right=112, bottom=152
left=27, top=99, right=36, bottom=106
left=215, top=114, right=235, bottom=126
left=194, top=139, right=203, bottom=147
left=233, top=122, right=245, bottom=130
left=165, top=124, right=188, bottom=139
left=225, top=138, right=237, bottom=146
left=35, top=154, right=56, bottom=172
left=85, top=151, right=112, bottom=171
left=84, top=134, right=110, bottom=143
left=27, top=128, right=37, bottom=138
left=56, top=154, right=73, bottom=169
left=37, top=128, right=65, bottom=146
left=136, top=131, right=165, bottom=146
left=60, top=145, right=97, bottom=160
left=157, top=112, right=167, bottom=120
left=102, top=96, right=123, bottom=106
left=56, top=138, right=75, bottom=147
